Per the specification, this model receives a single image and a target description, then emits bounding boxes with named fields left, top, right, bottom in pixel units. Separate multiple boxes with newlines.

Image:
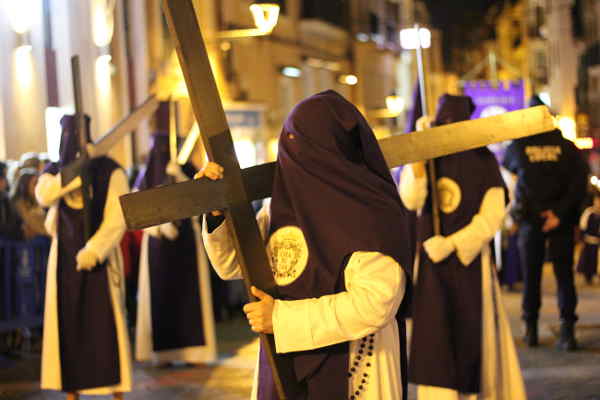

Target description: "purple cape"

left=260, top=90, right=413, bottom=399
left=45, top=114, right=122, bottom=390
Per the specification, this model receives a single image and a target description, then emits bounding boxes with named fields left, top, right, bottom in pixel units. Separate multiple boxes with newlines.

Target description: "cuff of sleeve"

left=273, top=299, right=314, bottom=353
left=449, top=215, right=488, bottom=266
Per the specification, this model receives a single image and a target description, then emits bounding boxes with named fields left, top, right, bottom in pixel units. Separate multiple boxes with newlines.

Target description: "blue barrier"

left=0, top=237, right=50, bottom=332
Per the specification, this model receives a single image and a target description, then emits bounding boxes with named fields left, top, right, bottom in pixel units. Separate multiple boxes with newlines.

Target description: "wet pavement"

left=2, top=264, right=600, bottom=400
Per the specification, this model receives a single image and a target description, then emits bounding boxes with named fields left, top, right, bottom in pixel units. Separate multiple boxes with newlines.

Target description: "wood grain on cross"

left=119, top=1, right=556, bottom=398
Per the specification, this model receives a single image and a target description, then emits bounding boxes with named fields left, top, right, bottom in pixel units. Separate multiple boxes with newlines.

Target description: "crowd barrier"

left=0, top=237, right=50, bottom=332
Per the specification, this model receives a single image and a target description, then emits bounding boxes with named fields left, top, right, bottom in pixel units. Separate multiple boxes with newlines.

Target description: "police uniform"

left=502, top=98, right=588, bottom=350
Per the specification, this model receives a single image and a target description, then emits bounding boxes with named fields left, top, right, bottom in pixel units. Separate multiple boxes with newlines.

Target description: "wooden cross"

left=118, top=1, right=555, bottom=398
left=60, top=83, right=160, bottom=186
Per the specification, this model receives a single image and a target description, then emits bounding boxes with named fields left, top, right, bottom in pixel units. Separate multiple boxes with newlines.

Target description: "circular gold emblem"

left=267, top=226, right=309, bottom=286
left=437, top=177, right=461, bottom=214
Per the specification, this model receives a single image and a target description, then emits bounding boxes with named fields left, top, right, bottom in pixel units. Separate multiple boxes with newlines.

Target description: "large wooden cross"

left=119, top=1, right=555, bottom=398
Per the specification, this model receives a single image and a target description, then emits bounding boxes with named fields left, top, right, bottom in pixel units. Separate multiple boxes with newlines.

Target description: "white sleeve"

left=271, top=252, right=405, bottom=353
left=580, top=207, right=593, bottom=231
left=83, top=169, right=128, bottom=262
left=202, top=201, right=271, bottom=281
left=35, top=173, right=82, bottom=208
left=449, top=186, right=506, bottom=266
left=398, top=165, right=428, bottom=211
left=202, top=216, right=244, bottom=280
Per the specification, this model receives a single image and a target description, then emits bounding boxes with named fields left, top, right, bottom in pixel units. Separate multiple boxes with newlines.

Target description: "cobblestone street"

left=2, top=265, right=600, bottom=400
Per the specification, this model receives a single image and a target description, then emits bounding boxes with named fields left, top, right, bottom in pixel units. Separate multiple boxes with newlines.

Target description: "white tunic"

left=202, top=206, right=407, bottom=399
left=36, top=169, right=133, bottom=395
left=135, top=217, right=217, bottom=364
left=399, top=165, right=527, bottom=400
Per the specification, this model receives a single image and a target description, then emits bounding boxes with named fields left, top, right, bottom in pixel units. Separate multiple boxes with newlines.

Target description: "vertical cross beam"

left=161, top=1, right=300, bottom=398
left=69, top=56, right=93, bottom=240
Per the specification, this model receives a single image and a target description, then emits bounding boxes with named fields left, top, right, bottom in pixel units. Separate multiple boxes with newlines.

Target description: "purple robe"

left=577, top=211, right=600, bottom=280
left=500, top=234, right=522, bottom=286
left=135, top=133, right=205, bottom=351
left=408, top=95, right=507, bottom=394
left=44, top=115, right=122, bottom=391
left=258, top=90, right=413, bottom=399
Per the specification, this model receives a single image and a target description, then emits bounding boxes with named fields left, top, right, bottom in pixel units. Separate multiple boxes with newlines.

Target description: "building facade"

left=0, top=0, right=446, bottom=166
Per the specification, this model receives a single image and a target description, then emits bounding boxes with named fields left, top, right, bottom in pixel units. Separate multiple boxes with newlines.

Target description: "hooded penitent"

left=409, top=94, right=506, bottom=393
left=258, top=90, right=413, bottom=399
left=44, top=114, right=121, bottom=391
left=134, top=133, right=170, bottom=190
left=135, top=133, right=206, bottom=352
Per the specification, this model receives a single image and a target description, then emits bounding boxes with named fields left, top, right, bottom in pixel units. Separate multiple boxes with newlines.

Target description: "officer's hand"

left=541, top=210, right=560, bottom=232
left=194, top=162, right=225, bottom=216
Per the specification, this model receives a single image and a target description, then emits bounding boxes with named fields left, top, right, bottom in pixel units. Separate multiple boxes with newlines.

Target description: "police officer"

left=502, top=95, right=588, bottom=351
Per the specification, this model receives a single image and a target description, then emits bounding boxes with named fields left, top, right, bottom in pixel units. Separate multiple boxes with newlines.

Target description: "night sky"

left=423, top=0, right=504, bottom=70
left=423, top=0, right=501, bottom=28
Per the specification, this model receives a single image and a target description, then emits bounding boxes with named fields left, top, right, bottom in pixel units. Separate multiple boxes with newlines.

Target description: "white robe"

left=399, top=165, right=527, bottom=400
left=36, top=169, right=132, bottom=395
left=135, top=217, right=217, bottom=363
left=202, top=205, right=407, bottom=400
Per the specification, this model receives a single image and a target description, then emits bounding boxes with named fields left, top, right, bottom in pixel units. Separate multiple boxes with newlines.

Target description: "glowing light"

left=234, top=139, right=257, bottom=168
left=281, top=66, right=302, bottom=78
left=95, top=54, right=113, bottom=97
left=557, top=116, right=577, bottom=141
left=385, top=95, right=405, bottom=115
left=591, top=176, right=599, bottom=186
left=249, top=3, right=280, bottom=34
left=338, top=74, right=358, bottom=86
left=14, top=45, right=34, bottom=89
left=400, top=28, right=431, bottom=50
left=5, top=0, right=37, bottom=34
left=220, top=41, right=232, bottom=52
left=92, top=0, right=116, bottom=47
left=575, top=137, right=594, bottom=149
left=268, top=138, right=279, bottom=161
left=218, top=3, right=279, bottom=39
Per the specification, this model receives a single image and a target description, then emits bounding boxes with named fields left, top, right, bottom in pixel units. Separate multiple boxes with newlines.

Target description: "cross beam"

left=121, top=105, right=555, bottom=230
left=61, top=95, right=159, bottom=185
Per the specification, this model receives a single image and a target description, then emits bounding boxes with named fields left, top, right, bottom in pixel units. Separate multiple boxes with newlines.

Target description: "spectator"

left=576, top=189, right=600, bottom=284
left=0, top=161, right=23, bottom=241
left=10, top=168, right=48, bottom=239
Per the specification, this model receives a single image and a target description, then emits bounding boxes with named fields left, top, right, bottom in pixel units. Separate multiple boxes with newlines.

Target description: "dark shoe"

left=524, top=321, right=538, bottom=347
left=557, top=322, right=578, bottom=351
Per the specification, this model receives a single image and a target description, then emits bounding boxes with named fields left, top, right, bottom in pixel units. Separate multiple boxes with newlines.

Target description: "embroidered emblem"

left=267, top=226, right=309, bottom=286
left=437, top=177, right=461, bottom=214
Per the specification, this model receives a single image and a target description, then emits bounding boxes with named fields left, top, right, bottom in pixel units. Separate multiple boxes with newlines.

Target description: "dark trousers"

left=517, top=222, right=578, bottom=323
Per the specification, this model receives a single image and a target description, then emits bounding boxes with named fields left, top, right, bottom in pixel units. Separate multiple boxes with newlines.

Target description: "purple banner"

left=463, top=80, right=525, bottom=161
left=463, top=80, right=525, bottom=119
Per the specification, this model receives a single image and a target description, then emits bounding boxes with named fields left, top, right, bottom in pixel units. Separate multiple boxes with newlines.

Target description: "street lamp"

left=218, top=1, right=280, bottom=39
left=399, top=27, right=431, bottom=50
